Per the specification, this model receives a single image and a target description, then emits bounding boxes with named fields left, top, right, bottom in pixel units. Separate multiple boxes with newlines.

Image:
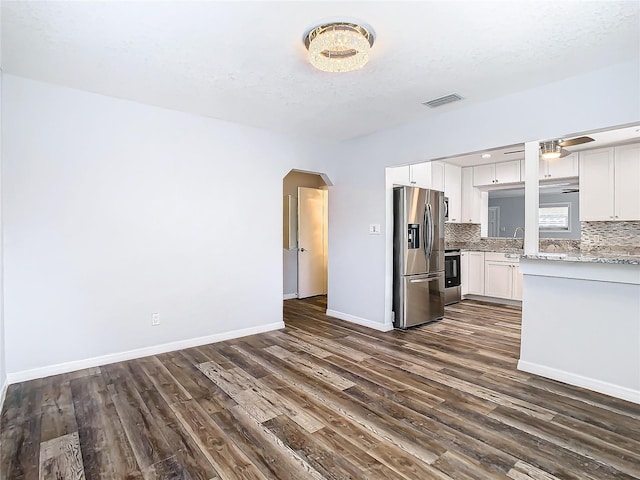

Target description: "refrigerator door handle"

left=425, top=203, right=434, bottom=259
left=409, top=277, right=440, bottom=283
left=423, top=207, right=429, bottom=258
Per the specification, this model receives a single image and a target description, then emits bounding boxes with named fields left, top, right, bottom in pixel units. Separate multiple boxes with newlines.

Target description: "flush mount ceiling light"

left=304, top=22, right=374, bottom=73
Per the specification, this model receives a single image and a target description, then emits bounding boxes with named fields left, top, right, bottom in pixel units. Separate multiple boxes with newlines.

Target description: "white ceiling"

left=2, top=1, right=639, bottom=141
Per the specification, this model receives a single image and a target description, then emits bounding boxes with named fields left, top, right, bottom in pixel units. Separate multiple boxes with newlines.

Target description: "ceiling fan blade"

left=503, top=150, right=524, bottom=155
left=557, top=148, right=572, bottom=158
left=559, top=136, right=594, bottom=147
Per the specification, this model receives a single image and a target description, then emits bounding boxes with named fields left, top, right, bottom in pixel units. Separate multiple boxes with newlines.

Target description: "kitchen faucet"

left=513, top=226, right=525, bottom=238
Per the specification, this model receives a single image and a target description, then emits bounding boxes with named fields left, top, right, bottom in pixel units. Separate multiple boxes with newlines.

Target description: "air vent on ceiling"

left=422, top=93, right=463, bottom=108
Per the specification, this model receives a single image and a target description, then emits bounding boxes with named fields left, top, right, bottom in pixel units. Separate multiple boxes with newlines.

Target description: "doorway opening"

left=283, top=170, right=331, bottom=303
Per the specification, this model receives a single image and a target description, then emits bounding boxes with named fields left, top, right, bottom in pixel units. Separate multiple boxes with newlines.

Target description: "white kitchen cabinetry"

left=540, top=153, right=579, bottom=180
left=614, top=144, right=640, bottom=221
left=444, top=164, right=462, bottom=222
left=388, top=162, right=439, bottom=189
left=431, top=161, right=445, bottom=192
left=461, top=251, right=469, bottom=296
left=461, top=167, right=482, bottom=223
left=473, top=160, right=521, bottom=186
left=579, top=144, right=640, bottom=221
left=462, top=251, right=485, bottom=296
left=483, top=253, right=522, bottom=301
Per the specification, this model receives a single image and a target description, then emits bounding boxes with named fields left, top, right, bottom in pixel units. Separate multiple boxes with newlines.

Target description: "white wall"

left=0, top=68, right=6, bottom=400
left=2, top=75, right=327, bottom=377
left=0, top=6, right=7, bottom=403
left=327, top=60, right=640, bottom=326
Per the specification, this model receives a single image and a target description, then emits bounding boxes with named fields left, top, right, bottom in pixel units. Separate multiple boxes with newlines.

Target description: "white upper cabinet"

left=387, top=163, right=431, bottom=188
left=387, top=165, right=412, bottom=186
left=540, top=153, right=579, bottom=180
left=473, top=160, right=521, bottom=186
left=614, top=144, right=640, bottom=221
left=580, top=144, right=640, bottom=221
left=431, top=161, right=445, bottom=192
left=388, top=162, right=452, bottom=190
left=461, top=167, right=482, bottom=223
left=410, top=163, right=434, bottom=189
left=473, top=164, right=496, bottom=186
left=444, top=164, right=462, bottom=222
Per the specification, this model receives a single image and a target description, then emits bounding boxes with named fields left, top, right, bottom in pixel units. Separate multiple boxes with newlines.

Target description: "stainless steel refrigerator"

left=393, top=186, right=445, bottom=329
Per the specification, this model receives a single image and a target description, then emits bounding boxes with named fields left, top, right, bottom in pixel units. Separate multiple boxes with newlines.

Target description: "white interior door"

left=298, top=187, right=327, bottom=298
left=488, top=207, right=500, bottom=237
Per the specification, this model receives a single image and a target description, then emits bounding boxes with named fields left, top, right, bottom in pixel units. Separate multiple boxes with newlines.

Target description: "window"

left=539, top=203, right=570, bottom=232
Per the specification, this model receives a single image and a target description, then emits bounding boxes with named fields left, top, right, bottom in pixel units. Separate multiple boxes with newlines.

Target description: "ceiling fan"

left=504, top=136, right=595, bottom=159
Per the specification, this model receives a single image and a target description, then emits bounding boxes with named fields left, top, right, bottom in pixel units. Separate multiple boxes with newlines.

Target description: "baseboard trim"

left=326, top=309, right=394, bottom=332
left=6, top=322, right=285, bottom=385
left=462, top=294, right=522, bottom=307
left=283, top=293, right=298, bottom=300
left=517, top=360, right=640, bottom=404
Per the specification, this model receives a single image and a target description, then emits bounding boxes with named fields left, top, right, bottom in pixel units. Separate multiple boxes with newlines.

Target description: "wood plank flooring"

left=2, top=297, right=639, bottom=479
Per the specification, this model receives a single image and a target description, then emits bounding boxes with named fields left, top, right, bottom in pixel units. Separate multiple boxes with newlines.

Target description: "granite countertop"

left=511, top=252, right=640, bottom=265
left=460, top=247, right=524, bottom=253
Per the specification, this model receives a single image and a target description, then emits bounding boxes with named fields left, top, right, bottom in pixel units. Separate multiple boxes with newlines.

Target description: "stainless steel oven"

left=444, top=249, right=461, bottom=305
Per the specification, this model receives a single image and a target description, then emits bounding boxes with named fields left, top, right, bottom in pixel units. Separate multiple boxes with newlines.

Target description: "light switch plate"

left=369, top=224, right=381, bottom=235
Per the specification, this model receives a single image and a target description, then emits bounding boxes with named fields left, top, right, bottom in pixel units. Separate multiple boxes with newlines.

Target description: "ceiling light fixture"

left=482, top=153, right=491, bottom=159
left=540, top=141, right=563, bottom=160
left=304, top=22, right=374, bottom=73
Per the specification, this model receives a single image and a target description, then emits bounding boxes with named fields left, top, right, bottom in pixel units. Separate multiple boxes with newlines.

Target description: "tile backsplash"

left=581, top=221, right=640, bottom=255
left=444, top=223, right=481, bottom=243
left=445, top=221, right=638, bottom=255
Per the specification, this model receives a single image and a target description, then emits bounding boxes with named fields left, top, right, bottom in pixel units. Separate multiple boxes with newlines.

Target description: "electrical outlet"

left=152, top=313, right=160, bottom=326
left=369, top=224, right=381, bottom=235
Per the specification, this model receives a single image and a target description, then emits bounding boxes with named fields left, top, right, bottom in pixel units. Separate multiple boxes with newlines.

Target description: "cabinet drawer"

left=484, top=252, right=519, bottom=263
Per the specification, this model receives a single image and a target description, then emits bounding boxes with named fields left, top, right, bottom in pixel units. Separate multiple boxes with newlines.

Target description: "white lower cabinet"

left=483, top=253, right=522, bottom=301
left=461, top=251, right=485, bottom=296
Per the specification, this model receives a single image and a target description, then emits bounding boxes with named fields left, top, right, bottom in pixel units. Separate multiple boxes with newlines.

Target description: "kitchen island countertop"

left=507, top=252, right=639, bottom=265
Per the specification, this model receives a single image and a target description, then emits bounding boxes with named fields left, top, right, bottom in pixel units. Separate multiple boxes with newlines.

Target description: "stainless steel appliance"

left=393, top=186, right=445, bottom=329
left=443, top=197, right=449, bottom=221
left=444, top=249, right=462, bottom=305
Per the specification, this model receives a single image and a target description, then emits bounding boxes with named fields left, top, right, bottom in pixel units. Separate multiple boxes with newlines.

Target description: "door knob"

left=300, top=247, right=306, bottom=252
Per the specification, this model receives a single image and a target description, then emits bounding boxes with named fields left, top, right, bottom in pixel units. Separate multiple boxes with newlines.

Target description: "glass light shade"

left=305, top=23, right=373, bottom=73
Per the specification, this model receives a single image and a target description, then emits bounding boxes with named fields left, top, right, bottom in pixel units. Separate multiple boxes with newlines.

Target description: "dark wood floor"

left=2, top=297, right=640, bottom=480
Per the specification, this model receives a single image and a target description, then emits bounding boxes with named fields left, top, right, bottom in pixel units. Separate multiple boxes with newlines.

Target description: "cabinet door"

left=387, top=166, right=411, bottom=186
left=614, top=144, right=640, bottom=221
left=484, top=261, right=512, bottom=299
left=431, top=162, right=445, bottom=192
left=494, top=160, right=521, bottom=184
left=461, top=251, right=470, bottom=296
left=579, top=148, right=615, bottom=221
left=547, top=153, right=579, bottom=179
left=538, top=159, right=549, bottom=180
left=473, top=164, right=496, bottom=186
left=444, top=164, right=462, bottom=222
left=512, top=264, right=523, bottom=301
left=410, top=163, right=433, bottom=189
left=461, top=167, right=481, bottom=223
left=467, top=252, right=485, bottom=295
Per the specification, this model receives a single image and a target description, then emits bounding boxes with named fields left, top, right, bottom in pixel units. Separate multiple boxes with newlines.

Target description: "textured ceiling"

left=2, top=1, right=639, bottom=141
